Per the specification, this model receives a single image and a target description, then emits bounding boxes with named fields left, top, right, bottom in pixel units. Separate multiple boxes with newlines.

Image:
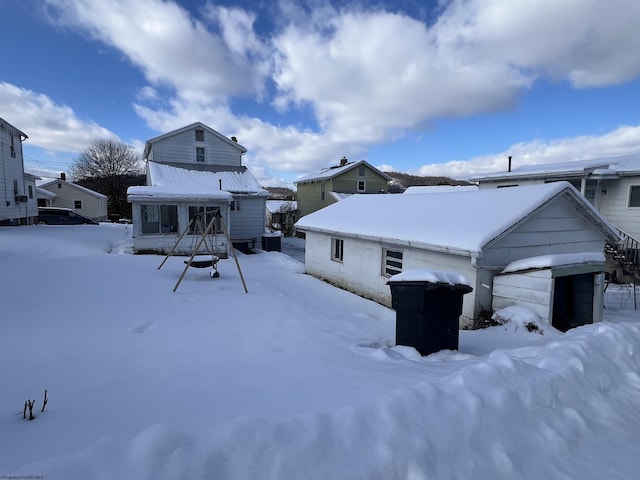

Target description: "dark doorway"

left=552, top=273, right=594, bottom=332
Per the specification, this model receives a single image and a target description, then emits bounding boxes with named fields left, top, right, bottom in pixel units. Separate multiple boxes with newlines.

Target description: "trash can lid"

left=387, top=269, right=472, bottom=289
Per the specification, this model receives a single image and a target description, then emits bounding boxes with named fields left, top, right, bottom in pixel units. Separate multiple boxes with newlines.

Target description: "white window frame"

left=357, top=180, right=366, bottom=192
left=195, top=129, right=204, bottom=141
left=74, top=200, right=83, bottom=209
left=382, top=248, right=403, bottom=277
left=331, top=238, right=344, bottom=262
left=628, top=185, right=640, bottom=208
left=231, top=200, right=241, bottom=211
left=195, top=146, right=205, bottom=162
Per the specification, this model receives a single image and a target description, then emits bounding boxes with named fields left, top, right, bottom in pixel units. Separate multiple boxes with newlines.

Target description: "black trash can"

left=262, top=233, right=282, bottom=252
left=387, top=271, right=472, bottom=355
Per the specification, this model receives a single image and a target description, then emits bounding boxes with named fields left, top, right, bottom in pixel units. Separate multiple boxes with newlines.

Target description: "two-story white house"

left=470, top=155, right=640, bottom=242
left=127, top=122, right=268, bottom=255
left=0, top=118, right=38, bottom=225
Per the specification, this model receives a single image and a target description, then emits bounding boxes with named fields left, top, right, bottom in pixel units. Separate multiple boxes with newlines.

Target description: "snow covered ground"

left=1, top=224, right=640, bottom=479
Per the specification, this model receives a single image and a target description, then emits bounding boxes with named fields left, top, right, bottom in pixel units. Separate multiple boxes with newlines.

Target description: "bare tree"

left=71, top=139, right=144, bottom=219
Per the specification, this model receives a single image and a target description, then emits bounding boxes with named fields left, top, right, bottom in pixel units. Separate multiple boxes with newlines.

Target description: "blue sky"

left=2, top=0, right=640, bottom=187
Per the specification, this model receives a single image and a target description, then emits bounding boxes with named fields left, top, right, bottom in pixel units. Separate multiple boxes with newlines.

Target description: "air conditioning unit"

left=15, top=195, right=28, bottom=203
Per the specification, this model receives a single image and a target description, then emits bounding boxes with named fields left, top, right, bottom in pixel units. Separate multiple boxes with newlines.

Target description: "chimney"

left=231, top=136, right=237, bottom=143
left=60, top=172, right=66, bottom=181
left=508, top=156, right=512, bottom=173
left=339, top=156, right=348, bottom=167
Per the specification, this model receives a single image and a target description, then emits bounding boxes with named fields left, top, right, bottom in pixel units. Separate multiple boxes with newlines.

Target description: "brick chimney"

left=231, top=136, right=238, bottom=143
left=60, top=172, right=66, bottom=181
left=339, top=156, right=348, bottom=167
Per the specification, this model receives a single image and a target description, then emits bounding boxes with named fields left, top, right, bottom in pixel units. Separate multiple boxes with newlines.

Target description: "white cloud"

left=0, top=82, right=117, bottom=153
left=415, top=125, right=640, bottom=179
left=34, top=0, right=640, bottom=183
left=44, top=0, right=269, bottom=101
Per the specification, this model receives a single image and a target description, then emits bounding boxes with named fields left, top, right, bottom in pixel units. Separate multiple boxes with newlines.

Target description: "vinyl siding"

left=228, top=196, right=266, bottom=241
left=492, top=270, right=554, bottom=322
left=0, top=124, right=29, bottom=222
left=148, top=128, right=242, bottom=167
left=40, top=182, right=108, bottom=221
left=598, top=177, right=640, bottom=240
left=332, top=167, right=388, bottom=193
left=482, top=201, right=607, bottom=267
left=297, top=180, right=337, bottom=217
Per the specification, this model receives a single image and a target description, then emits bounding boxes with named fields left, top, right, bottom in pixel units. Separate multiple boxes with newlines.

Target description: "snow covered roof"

left=0, top=117, right=27, bottom=139
left=127, top=185, right=233, bottom=201
left=470, top=154, right=640, bottom=182
left=387, top=269, right=471, bottom=287
left=330, top=192, right=353, bottom=201
left=295, top=182, right=619, bottom=257
left=266, top=200, right=298, bottom=213
left=295, top=159, right=392, bottom=184
left=145, top=161, right=268, bottom=196
left=403, top=185, right=478, bottom=194
left=143, top=122, right=246, bottom=159
left=38, top=179, right=108, bottom=199
left=36, top=187, right=57, bottom=199
left=502, top=252, right=606, bottom=274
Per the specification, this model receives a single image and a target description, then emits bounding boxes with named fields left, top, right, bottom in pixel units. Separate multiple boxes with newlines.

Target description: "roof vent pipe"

left=508, top=156, right=512, bottom=173
left=219, top=179, right=222, bottom=190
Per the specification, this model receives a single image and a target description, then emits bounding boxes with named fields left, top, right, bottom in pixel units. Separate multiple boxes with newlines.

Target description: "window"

left=321, top=181, right=325, bottom=201
left=357, top=180, right=366, bottom=192
left=231, top=200, right=241, bottom=211
left=196, top=147, right=205, bottom=162
left=57, top=183, right=62, bottom=189
left=74, top=200, right=83, bottom=209
left=10, top=135, right=15, bottom=158
left=629, top=186, right=640, bottom=207
left=331, top=238, right=344, bottom=262
left=188, top=206, right=220, bottom=233
left=382, top=248, right=403, bottom=277
left=358, top=164, right=365, bottom=176
left=28, top=185, right=33, bottom=199
left=13, top=179, right=18, bottom=194
left=195, top=129, right=204, bottom=141
left=141, top=204, right=178, bottom=234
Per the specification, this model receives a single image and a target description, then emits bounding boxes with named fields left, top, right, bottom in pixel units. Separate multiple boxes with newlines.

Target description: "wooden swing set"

left=157, top=208, right=248, bottom=293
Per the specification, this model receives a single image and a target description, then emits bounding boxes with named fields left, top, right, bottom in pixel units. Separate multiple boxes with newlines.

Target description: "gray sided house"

left=295, top=157, right=391, bottom=217
left=37, top=176, right=108, bottom=222
left=127, top=122, right=268, bottom=255
left=295, top=182, right=619, bottom=331
left=470, top=155, right=640, bottom=242
left=0, top=118, right=39, bottom=225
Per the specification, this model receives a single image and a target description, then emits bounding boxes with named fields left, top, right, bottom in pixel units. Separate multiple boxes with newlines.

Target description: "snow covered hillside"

left=1, top=224, right=640, bottom=479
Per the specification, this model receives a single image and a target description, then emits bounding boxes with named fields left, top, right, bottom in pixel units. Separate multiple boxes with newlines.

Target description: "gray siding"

left=297, top=180, right=337, bottom=217
left=229, top=196, right=266, bottom=241
left=149, top=128, right=242, bottom=167
left=482, top=201, right=607, bottom=267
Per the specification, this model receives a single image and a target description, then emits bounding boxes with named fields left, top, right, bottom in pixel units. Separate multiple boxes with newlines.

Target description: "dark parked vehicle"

left=37, top=207, right=99, bottom=225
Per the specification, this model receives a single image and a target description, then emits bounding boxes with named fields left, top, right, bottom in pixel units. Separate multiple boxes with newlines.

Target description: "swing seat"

left=186, top=255, right=218, bottom=269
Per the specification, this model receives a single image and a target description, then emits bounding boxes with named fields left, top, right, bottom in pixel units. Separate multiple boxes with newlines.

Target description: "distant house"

left=127, top=122, right=268, bottom=255
left=470, top=155, right=640, bottom=242
left=0, top=118, right=39, bottom=225
left=295, top=182, right=619, bottom=331
left=38, top=175, right=108, bottom=222
left=295, top=157, right=391, bottom=217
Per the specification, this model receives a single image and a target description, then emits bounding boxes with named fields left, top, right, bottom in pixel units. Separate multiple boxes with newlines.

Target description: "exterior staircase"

left=605, top=228, right=640, bottom=284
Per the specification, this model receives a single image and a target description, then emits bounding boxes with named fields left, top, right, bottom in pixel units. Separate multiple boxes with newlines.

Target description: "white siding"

left=0, top=123, right=29, bottom=223
left=131, top=202, right=230, bottom=256
left=598, top=177, right=640, bottom=240
left=492, top=270, right=554, bottom=323
left=149, top=128, right=242, bottom=167
left=304, top=233, right=478, bottom=327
